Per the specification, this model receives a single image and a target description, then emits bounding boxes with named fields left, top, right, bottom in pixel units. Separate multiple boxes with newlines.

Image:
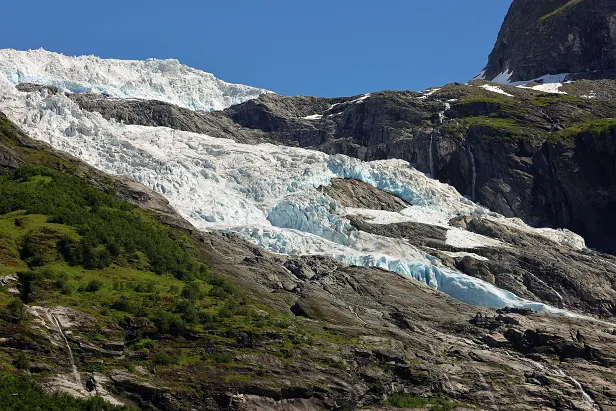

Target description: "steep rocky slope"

left=481, top=0, right=616, bottom=82
left=1, top=113, right=616, bottom=410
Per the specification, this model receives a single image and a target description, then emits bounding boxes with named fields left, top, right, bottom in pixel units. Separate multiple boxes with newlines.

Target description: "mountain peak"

left=481, top=0, right=616, bottom=83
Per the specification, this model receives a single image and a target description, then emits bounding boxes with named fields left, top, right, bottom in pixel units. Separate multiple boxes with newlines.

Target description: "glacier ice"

left=0, top=57, right=589, bottom=317
left=0, top=48, right=269, bottom=111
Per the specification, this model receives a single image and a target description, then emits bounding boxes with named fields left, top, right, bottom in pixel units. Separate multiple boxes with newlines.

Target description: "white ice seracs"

left=0, top=59, right=588, bottom=315
left=0, top=48, right=269, bottom=111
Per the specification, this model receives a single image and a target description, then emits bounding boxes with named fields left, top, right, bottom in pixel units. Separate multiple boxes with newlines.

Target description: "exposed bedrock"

left=350, top=212, right=616, bottom=319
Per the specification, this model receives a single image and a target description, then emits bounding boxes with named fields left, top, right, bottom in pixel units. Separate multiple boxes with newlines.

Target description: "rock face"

left=351, top=213, right=616, bottom=318
left=482, top=0, right=616, bottom=82
left=320, top=179, right=409, bottom=212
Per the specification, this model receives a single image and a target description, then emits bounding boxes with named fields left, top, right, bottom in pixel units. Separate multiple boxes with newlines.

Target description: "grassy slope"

left=0, top=116, right=376, bottom=409
left=441, top=85, right=616, bottom=145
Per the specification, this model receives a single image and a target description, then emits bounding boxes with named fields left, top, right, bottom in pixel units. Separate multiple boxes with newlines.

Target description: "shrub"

left=174, top=300, right=199, bottom=324
left=154, top=351, right=180, bottom=366
left=110, top=297, right=145, bottom=316
left=209, top=351, right=234, bottom=364
left=132, top=338, right=155, bottom=351
left=12, top=352, right=29, bottom=370
left=81, top=279, right=103, bottom=293
left=54, top=274, right=73, bottom=295
left=6, top=299, right=25, bottom=323
left=180, top=282, right=201, bottom=300
left=385, top=394, right=458, bottom=410
left=150, top=310, right=185, bottom=336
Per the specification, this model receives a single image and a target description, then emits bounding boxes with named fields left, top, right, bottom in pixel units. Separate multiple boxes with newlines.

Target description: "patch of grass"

left=530, top=93, right=585, bottom=107
left=540, top=0, right=585, bottom=21
left=549, top=118, right=616, bottom=145
left=458, top=116, right=538, bottom=141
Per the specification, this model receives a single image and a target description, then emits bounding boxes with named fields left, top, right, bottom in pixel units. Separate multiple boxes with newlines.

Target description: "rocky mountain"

left=1, top=1, right=616, bottom=409
left=481, top=0, right=616, bottom=82
left=1, top=110, right=616, bottom=411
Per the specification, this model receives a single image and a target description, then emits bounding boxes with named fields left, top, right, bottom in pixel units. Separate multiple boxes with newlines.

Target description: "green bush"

left=180, top=282, right=202, bottom=300
left=54, top=274, right=74, bottom=295
left=12, top=352, right=29, bottom=370
left=6, top=299, right=25, bottom=323
left=110, top=297, right=146, bottom=317
left=385, top=394, right=458, bottom=410
left=81, top=279, right=103, bottom=293
left=132, top=338, right=155, bottom=351
left=174, top=299, right=199, bottom=323
left=208, top=351, right=234, bottom=364
left=154, top=351, right=180, bottom=366
left=150, top=309, right=185, bottom=336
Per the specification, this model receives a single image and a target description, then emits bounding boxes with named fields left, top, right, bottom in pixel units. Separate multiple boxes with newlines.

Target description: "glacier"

left=0, top=49, right=269, bottom=111
left=0, top=51, right=590, bottom=317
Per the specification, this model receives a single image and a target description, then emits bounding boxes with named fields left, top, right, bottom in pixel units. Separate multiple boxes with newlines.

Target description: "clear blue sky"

left=0, top=0, right=511, bottom=97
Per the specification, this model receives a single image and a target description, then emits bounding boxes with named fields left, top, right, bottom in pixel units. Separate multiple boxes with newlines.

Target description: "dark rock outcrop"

left=482, top=0, right=616, bottom=82
left=320, top=178, right=409, bottom=211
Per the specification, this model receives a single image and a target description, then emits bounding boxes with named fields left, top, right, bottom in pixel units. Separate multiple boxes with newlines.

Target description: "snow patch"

left=303, top=114, right=323, bottom=120
left=480, top=84, right=514, bottom=97
left=446, top=228, right=502, bottom=249
left=418, top=88, right=440, bottom=100
left=473, top=70, right=487, bottom=81
left=350, top=94, right=371, bottom=104
left=441, top=251, right=489, bottom=262
left=521, top=82, right=567, bottom=94
left=491, top=70, right=513, bottom=84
